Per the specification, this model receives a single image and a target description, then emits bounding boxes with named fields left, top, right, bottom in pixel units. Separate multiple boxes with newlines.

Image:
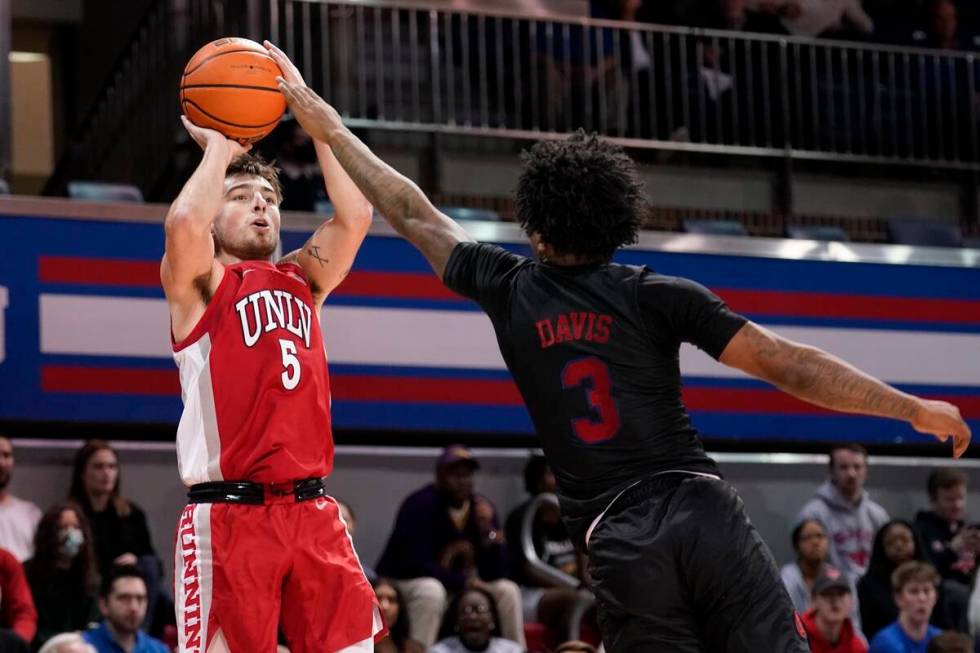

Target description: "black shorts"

left=587, top=473, right=810, bottom=653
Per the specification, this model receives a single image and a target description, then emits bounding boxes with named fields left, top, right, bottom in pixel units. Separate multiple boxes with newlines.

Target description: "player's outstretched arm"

left=720, top=322, right=972, bottom=457
left=161, top=118, right=248, bottom=334
left=264, top=42, right=373, bottom=306
left=270, top=59, right=474, bottom=278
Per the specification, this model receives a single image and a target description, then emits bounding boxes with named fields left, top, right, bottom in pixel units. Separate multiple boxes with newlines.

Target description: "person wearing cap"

left=802, top=570, right=868, bottom=653
left=376, top=446, right=524, bottom=649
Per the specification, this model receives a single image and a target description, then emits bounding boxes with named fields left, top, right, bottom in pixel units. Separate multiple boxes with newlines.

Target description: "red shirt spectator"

left=0, top=547, right=37, bottom=644
left=802, top=573, right=868, bottom=653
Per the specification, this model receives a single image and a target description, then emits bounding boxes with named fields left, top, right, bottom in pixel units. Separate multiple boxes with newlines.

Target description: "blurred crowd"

left=0, top=437, right=977, bottom=652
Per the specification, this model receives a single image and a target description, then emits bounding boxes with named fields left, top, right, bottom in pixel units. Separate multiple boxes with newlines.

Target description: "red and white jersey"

left=172, top=261, right=333, bottom=485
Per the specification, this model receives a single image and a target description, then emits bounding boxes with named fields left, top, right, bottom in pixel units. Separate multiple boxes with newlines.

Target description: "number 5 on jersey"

left=278, top=339, right=301, bottom=390
left=561, top=357, right=621, bottom=443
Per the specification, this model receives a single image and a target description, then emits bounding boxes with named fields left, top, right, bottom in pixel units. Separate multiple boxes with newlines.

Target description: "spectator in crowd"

left=859, top=519, right=969, bottom=639
left=37, top=633, right=96, bottom=653
left=82, top=565, right=167, bottom=653
left=260, top=118, right=325, bottom=213
left=0, top=546, right=36, bottom=652
left=67, top=441, right=163, bottom=632
left=0, top=437, right=41, bottom=563
left=920, top=0, right=961, bottom=49
left=429, top=588, right=522, bottom=653
left=336, top=499, right=377, bottom=584
left=505, top=456, right=592, bottom=645
left=798, top=444, right=890, bottom=585
left=25, top=503, right=100, bottom=648
left=376, top=446, right=524, bottom=648
left=373, top=578, right=424, bottom=653
left=925, top=630, right=972, bottom=653
left=801, top=572, right=868, bottom=653
left=781, top=519, right=840, bottom=614
left=869, top=561, right=942, bottom=653
left=915, top=468, right=979, bottom=589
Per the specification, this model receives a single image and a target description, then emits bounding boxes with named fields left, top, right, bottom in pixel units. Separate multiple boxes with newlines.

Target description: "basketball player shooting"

left=273, top=43, right=972, bottom=652
left=162, top=47, right=384, bottom=652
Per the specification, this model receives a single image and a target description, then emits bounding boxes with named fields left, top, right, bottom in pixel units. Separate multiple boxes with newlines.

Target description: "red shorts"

left=174, top=495, right=385, bottom=652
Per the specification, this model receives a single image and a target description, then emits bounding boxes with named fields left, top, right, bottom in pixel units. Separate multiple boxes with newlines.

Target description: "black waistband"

left=187, top=477, right=327, bottom=505
left=615, top=471, right=719, bottom=513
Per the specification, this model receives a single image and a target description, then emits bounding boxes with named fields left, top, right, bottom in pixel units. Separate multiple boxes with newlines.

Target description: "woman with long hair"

left=24, top=503, right=100, bottom=648
left=373, top=578, right=423, bottom=653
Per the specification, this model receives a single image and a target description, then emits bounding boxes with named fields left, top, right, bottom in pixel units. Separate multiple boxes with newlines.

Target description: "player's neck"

left=216, top=252, right=273, bottom=266
left=541, top=252, right=605, bottom=267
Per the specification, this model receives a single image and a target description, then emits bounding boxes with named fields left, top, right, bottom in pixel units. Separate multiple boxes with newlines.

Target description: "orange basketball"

left=180, top=37, right=286, bottom=145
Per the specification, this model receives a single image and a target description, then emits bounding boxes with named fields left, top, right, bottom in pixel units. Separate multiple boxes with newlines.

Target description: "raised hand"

left=180, top=115, right=250, bottom=156
left=263, top=40, right=306, bottom=87
left=275, top=77, right=343, bottom=145
left=911, top=399, right=972, bottom=458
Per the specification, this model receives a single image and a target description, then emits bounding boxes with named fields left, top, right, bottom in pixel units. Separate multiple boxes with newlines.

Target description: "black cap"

left=436, top=445, right=480, bottom=471
left=812, top=570, right=851, bottom=597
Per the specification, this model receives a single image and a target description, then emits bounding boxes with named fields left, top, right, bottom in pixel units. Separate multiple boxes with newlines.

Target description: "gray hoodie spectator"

left=797, top=444, right=890, bottom=585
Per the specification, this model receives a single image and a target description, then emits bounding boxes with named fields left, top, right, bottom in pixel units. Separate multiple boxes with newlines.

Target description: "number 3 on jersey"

left=278, top=339, right=301, bottom=390
left=561, top=357, right=621, bottom=443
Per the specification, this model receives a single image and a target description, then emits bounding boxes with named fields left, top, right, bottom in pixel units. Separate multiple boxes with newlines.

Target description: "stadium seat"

left=681, top=219, right=749, bottom=237
left=439, top=206, right=501, bottom=222
left=0, top=179, right=9, bottom=195
left=67, top=180, right=144, bottom=203
left=786, top=225, right=850, bottom=242
left=887, top=218, right=964, bottom=248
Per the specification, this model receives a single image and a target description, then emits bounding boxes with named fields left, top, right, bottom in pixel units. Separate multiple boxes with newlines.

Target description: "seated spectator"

left=25, top=503, right=100, bottom=648
left=869, top=561, right=942, bottom=653
left=505, top=456, right=592, bottom=644
left=782, top=519, right=842, bottom=613
left=373, top=578, right=424, bottom=653
left=37, top=633, right=96, bottom=653
left=917, top=0, right=961, bottom=49
left=926, top=631, right=972, bottom=652
left=82, top=565, right=167, bottom=653
left=859, top=520, right=969, bottom=639
left=337, top=498, right=378, bottom=584
left=0, top=436, right=41, bottom=562
left=68, top=441, right=164, bottom=633
left=801, top=571, right=868, bottom=653
left=915, top=468, right=978, bottom=589
left=0, top=546, right=36, bottom=652
left=376, top=446, right=524, bottom=648
left=798, top=444, right=890, bottom=586
left=429, top=588, right=522, bottom=653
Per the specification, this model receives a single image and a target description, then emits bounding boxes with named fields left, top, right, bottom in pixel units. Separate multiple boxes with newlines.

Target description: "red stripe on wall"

left=39, top=256, right=161, bottom=287
left=42, top=366, right=180, bottom=395
left=718, top=289, right=980, bottom=325
left=40, top=365, right=980, bottom=419
left=332, top=271, right=464, bottom=302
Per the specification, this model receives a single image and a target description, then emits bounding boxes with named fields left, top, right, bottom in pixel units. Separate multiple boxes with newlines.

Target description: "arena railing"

left=259, top=0, right=980, bottom=171
left=46, top=0, right=980, bottom=202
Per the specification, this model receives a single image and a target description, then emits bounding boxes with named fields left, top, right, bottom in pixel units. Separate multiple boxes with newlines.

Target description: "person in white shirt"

left=748, top=0, right=874, bottom=37
left=0, top=437, right=41, bottom=562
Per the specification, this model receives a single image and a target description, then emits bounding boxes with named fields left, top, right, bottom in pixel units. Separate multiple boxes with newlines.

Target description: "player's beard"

left=215, top=230, right=278, bottom=261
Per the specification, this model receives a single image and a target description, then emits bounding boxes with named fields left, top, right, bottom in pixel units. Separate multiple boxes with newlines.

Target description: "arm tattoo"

left=308, top=245, right=329, bottom=268
left=748, top=326, right=918, bottom=420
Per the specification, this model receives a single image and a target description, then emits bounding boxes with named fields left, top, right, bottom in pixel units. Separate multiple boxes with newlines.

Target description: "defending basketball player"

left=162, top=48, right=384, bottom=652
left=273, top=44, right=972, bottom=653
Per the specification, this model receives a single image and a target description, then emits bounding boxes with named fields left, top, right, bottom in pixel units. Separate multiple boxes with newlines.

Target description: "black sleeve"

left=637, top=272, right=747, bottom=360
left=442, top=242, right=528, bottom=317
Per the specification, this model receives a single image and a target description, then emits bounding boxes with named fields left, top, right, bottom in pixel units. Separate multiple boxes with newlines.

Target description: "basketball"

left=180, top=37, right=286, bottom=145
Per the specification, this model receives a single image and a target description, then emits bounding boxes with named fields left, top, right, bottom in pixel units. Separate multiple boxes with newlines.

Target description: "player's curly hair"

left=226, top=153, right=283, bottom=202
left=515, top=131, right=644, bottom=261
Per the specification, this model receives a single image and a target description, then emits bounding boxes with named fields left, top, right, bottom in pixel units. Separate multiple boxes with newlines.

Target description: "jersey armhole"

left=171, top=267, right=237, bottom=352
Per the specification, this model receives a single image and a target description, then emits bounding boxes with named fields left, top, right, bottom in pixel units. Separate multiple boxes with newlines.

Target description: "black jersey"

left=443, top=242, right=748, bottom=547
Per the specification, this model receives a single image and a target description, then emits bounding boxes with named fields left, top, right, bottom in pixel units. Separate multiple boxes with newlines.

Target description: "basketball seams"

left=180, top=83, right=282, bottom=93
left=182, top=48, right=278, bottom=78
left=181, top=98, right=284, bottom=130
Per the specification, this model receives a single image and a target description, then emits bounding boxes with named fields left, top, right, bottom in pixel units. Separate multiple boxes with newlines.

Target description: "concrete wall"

left=9, top=441, right=978, bottom=589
